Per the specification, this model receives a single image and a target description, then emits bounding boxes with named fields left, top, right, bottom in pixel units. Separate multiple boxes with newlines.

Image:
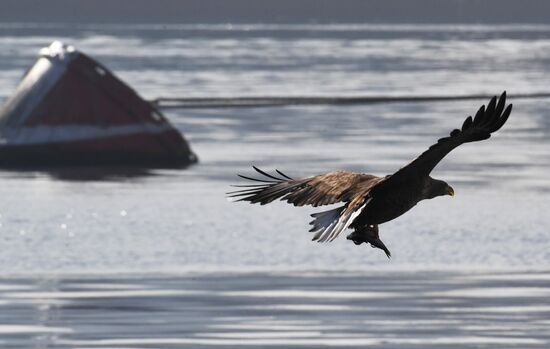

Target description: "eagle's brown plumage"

left=228, top=92, right=513, bottom=257
left=232, top=170, right=383, bottom=207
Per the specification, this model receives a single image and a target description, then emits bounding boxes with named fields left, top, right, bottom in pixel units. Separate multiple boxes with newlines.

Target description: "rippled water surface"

left=0, top=23, right=549, bottom=348
left=2, top=270, right=550, bottom=348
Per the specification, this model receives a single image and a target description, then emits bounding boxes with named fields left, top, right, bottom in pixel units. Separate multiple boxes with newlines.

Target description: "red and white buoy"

left=0, top=41, right=197, bottom=168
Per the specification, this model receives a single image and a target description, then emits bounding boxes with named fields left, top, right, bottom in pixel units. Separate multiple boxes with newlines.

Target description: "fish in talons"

left=346, top=225, right=391, bottom=258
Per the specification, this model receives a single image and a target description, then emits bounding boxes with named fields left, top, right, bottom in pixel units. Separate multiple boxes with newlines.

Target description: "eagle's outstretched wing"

left=228, top=166, right=383, bottom=207
left=228, top=167, right=384, bottom=242
left=384, top=91, right=512, bottom=183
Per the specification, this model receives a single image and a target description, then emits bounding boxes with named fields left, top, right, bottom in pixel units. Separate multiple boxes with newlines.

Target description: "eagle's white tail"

left=309, top=206, right=344, bottom=239
left=309, top=199, right=369, bottom=243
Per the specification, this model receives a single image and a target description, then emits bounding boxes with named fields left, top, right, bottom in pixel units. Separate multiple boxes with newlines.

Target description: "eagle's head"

left=425, top=178, right=454, bottom=199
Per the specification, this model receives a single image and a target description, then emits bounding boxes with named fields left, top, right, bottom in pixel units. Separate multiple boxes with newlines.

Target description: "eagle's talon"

left=346, top=231, right=365, bottom=245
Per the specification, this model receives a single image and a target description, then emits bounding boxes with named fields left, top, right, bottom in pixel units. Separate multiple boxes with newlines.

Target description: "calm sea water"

left=0, top=23, right=549, bottom=348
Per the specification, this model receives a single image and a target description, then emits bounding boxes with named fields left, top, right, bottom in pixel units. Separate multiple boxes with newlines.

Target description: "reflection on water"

left=1, top=270, right=549, bottom=348
left=0, top=167, right=158, bottom=181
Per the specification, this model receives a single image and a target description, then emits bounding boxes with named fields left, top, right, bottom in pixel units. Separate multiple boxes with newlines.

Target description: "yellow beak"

left=447, top=186, right=455, bottom=197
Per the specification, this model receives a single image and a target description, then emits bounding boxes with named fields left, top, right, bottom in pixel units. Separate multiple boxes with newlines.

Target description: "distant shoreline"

left=1, top=0, right=550, bottom=24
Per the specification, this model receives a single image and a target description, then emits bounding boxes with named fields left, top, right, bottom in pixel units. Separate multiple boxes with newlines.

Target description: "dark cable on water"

left=150, top=92, right=550, bottom=109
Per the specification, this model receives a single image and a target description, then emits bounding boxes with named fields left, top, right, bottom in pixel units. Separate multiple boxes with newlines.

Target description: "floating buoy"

left=0, top=41, right=197, bottom=168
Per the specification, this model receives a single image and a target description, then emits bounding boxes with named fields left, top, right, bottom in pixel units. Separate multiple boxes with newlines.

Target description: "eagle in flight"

left=228, top=92, right=512, bottom=258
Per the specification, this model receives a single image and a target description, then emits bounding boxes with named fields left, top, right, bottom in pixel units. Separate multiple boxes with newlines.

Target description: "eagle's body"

left=229, top=92, right=512, bottom=258
left=354, top=175, right=422, bottom=225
